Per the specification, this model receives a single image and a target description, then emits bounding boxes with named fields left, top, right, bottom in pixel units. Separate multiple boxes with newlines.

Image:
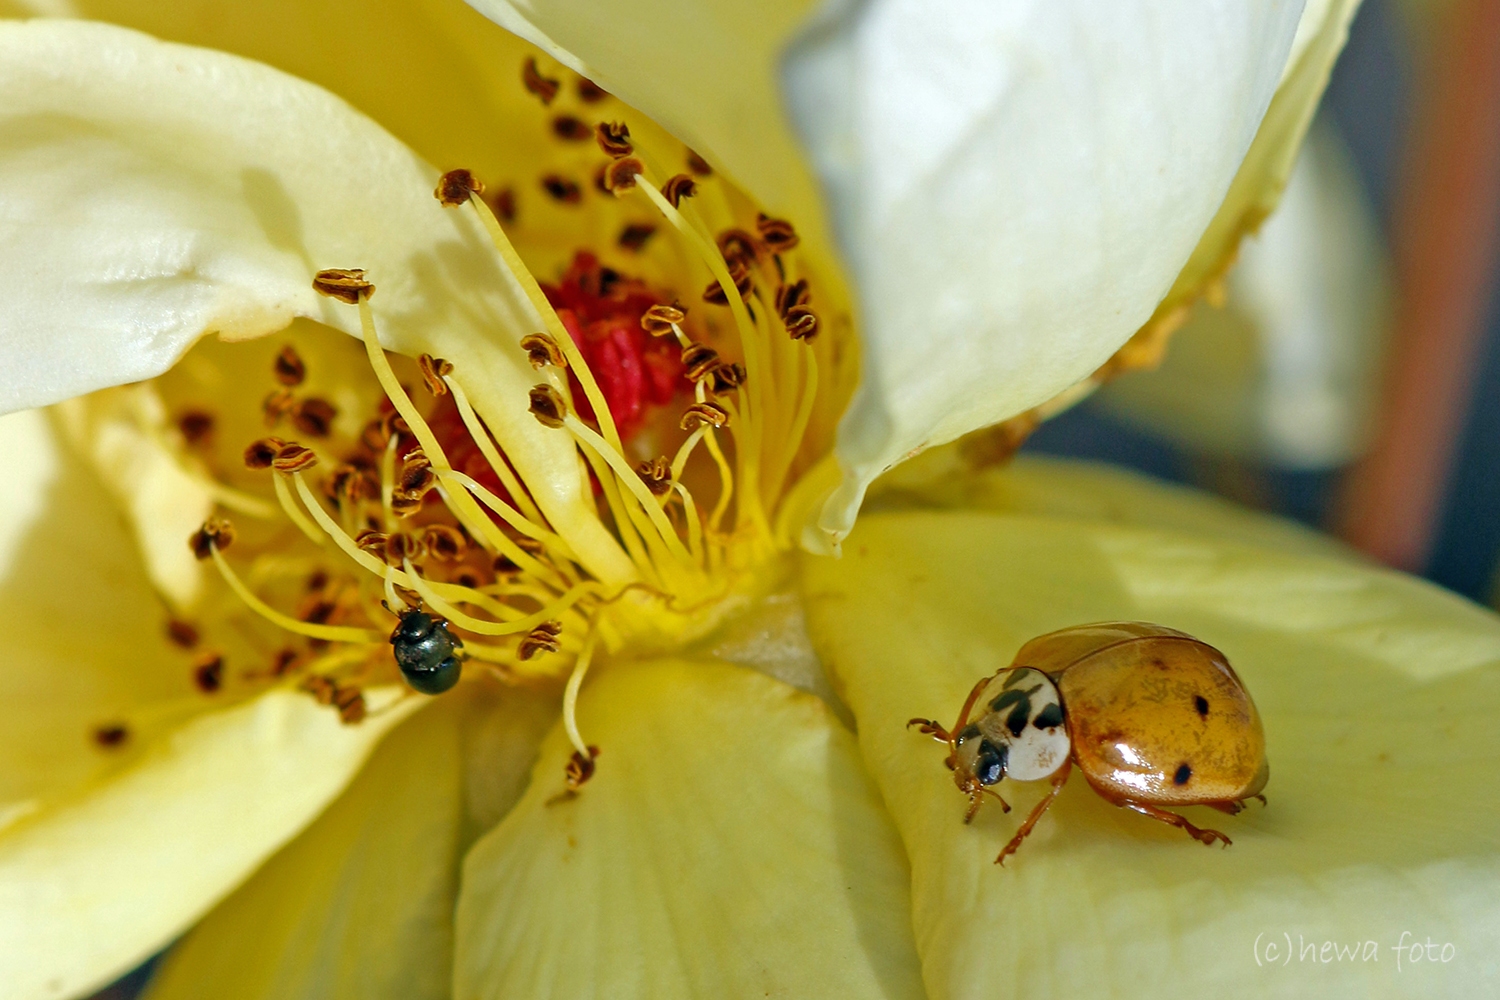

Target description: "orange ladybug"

left=908, top=622, right=1268, bottom=864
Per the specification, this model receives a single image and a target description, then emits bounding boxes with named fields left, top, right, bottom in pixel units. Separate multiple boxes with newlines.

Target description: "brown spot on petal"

left=686, top=150, right=713, bottom=177
left=92, top=723, right=130, bottom=749
left=165, top=619, right=199, bottom=648
left=577, top=77, right=608, bottom=103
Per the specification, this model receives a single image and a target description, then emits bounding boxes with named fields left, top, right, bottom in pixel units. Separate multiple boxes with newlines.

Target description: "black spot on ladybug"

left=1002, top=669, right=1032, bottom=690
left=1033, top=702, right=1064, bottom=730
left=1174, top=763, right=1192, bottom=785
left=990, top=684, right=1041, bottom=714
left=1194, top=695, right=1209, bottom=717
left=975, top=739, right=1008, bottom=785
left=956, top=723, right=981, bottom=744
left=1005, top=701, right=1030, bottom=737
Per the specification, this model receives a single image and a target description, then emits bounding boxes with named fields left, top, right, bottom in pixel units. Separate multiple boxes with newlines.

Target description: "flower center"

left=170, top=61, right=844, bottom=783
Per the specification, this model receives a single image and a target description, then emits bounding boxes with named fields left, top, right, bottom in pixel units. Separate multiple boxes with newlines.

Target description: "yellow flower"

left=1, top=2, right=1495, bottom=999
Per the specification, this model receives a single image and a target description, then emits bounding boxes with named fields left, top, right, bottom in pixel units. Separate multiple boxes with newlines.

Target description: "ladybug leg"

left=995, top=758, right=1072, bottom=866
left=1120, top=800, right=1231, bottom=847
left=1205, top=799, right=1244, bottom=816
left=905, top=717, right=952, bottom=743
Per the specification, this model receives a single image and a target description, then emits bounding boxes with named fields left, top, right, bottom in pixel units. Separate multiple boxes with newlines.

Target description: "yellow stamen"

left=208, top=545, right=377, bottom=644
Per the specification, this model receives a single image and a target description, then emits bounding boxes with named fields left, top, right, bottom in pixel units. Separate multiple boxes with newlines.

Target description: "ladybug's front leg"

left=1120, top=800, right=1231, bottom=847
left=906, top=717, right=952, bottom=743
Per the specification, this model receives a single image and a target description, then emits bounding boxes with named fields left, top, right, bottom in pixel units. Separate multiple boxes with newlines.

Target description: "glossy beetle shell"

left=1016, top=622, right=1268, bottom=805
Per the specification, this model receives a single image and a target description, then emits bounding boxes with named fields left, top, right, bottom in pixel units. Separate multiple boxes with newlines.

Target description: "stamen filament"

left=672, top=482, right=705, bottom=563
left=444, top=375, right=545, bottom=525
left=562, top=414, right=693, bottom=566
left=208, top=545, right=377, bottom=644
left=272, top=472, right=325, bottom=546
left=402, top=556, right=603, bottom=637
left=562, top=623, right=602, bottom=761
left=463, top=194, right=626, bottom=455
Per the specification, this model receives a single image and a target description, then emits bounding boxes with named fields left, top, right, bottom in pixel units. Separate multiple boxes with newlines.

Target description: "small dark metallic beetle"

left=390, top=608, right=465, bottom=694
left=909, top=622, right=1268, bottom=865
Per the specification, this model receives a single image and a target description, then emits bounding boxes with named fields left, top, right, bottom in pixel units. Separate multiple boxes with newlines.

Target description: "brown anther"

left=299, top=597, right=337, bottom=627
left=244, top=436, right=287, bottom=470
left=398, top=456, right=436, bottom=498
left=618, top=222, right=656, bottom=252
left=706, top=361, right=747, bottom=395
left=312, top=268, right=373, bottom=303
left=686, top=150, right=713, bottom=176
left=661, top=173, right=697, bottom=208
left=595, top=121, right=633, bottom=157
left=552, top=115, right=591, bottom=142
left=640, top=302, right=687, bottom=336
left=565, top=745, right=601, bottom=789
left=775, top=278, right=810, bottom=317
left=603, top=157, right=642, bottom=194
left=270, top=648, right=299, bottom=677
left=334, top=688, right=367, bottom=724
left=355, top=528, right=389, bottom=556
left=702, top=259, right=752, bottom=305
left=291, top=397, right=337, bottom=438
left=418, top=354, right=453, bottom=395
left=541, top=174, right=582, bottom=204
left=490, top=187, right=517, bottom=223
left=390, top=493, right=425, bottom=519
left=515, top=535, right=547, bottom=556
left=326, top=464, right=378, bottom=505
left=680, top=342, right=721, bottom=381
left=492, top=554, right=519, bottom=575
left=272, top=443, right=318, bottom=473
left=189, top=517, right=236, bottom=560
left=520, top=333, right=567, bottom=369
left=451, top=568, right=486, bottom=589
left=273, top=345, right=307, bottom=386
left=307, top=569, right=330, bottom=592
left=522, top=57, right=560, bottom=104
left=755, top=212, right=800, bottom=253
left=529, top=385, right=568, bottom=428
left=423, top=524, right=467, bottom=562
left=263, top=388, right=295, bottom=426
left=518, top=622, right=564, bottom=660
left=784, top=305, right=820, bottom=341
left=435, top=168, right=484, bottom=207
left=680, top=401, right=730, bottom=431
left=637, top=456, right=672, bottom=496
left=166, top=619, right=200, bottom=648
left=92, top=723, right=130, bottom=749
left=717, top=229, right=765, bottom=269
left=577, top=77, right=608, bottom=103
left=385, top=532, right=425, bottom=564
left=192, top=653, right=224, bottom=694
left=178, top=410, right=215, bottom=447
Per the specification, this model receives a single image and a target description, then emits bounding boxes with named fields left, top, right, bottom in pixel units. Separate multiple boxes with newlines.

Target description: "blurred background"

left=1025, top=0, right=1500, bottom=609
left=84, top=0, right=1500, bottom=996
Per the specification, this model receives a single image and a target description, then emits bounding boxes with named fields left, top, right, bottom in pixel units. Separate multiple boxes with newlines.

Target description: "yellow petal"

left=802, top=501, right=1500, bottom=998
left=142, top=688, right=551, bottom=1000
left=872, top=453, right=1351, bottom=560
left=454, top=658, right=924, bottom=1000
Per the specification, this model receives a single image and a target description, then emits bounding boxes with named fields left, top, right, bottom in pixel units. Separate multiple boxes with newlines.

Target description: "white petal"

left=780, top=0, right=1306, bottom=548
left=454, top=658, right=924, bottom=1000
left=0, top=20, right=632, bottom=582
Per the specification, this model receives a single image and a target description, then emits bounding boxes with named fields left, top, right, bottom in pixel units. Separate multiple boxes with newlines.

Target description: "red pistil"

left=542, top=252, right=687, bottom=439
